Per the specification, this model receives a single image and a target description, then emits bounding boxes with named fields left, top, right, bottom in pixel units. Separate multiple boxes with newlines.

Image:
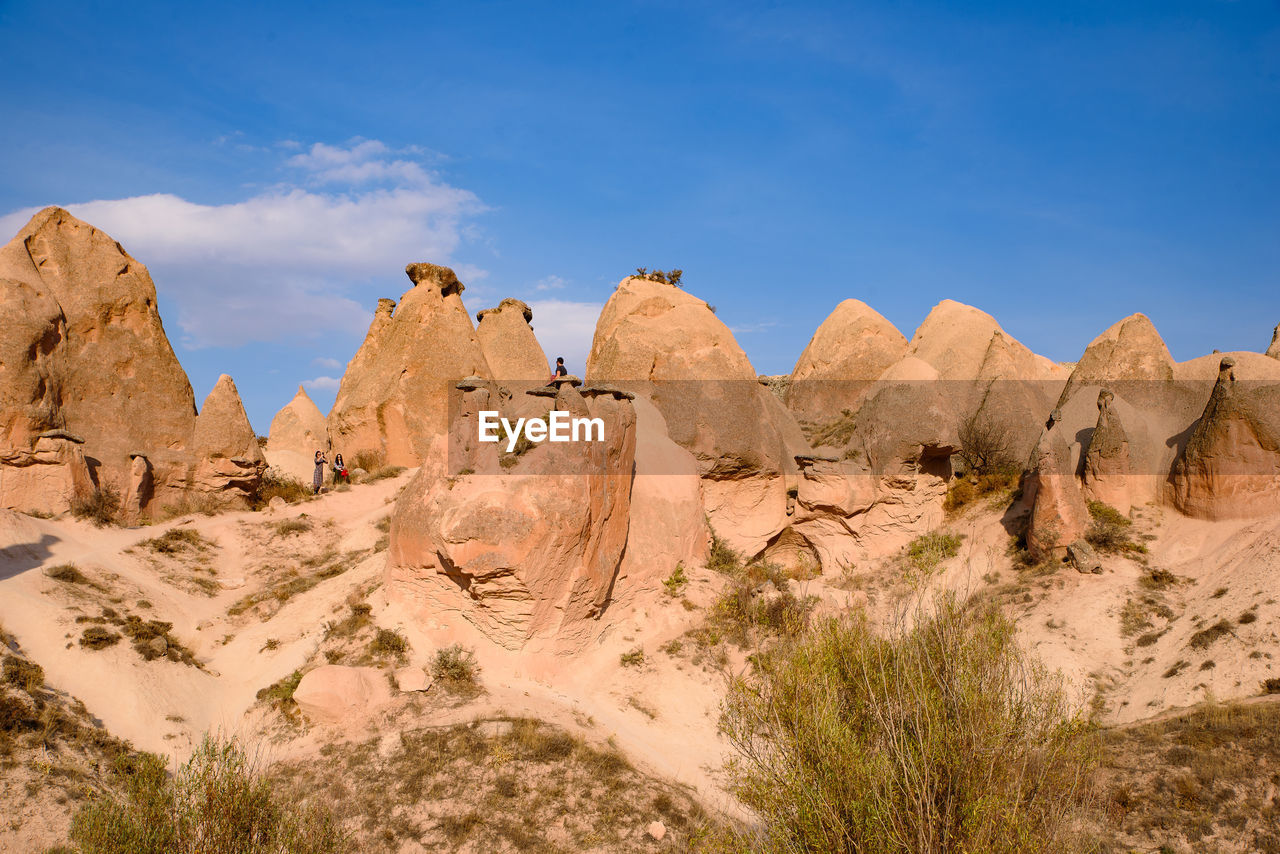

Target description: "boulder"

left=387, top=384, right=638, bottom=650
left=292, top=665, right=393, bottom=724
left=475, top=298, right=549, bottom=383
left=393, top=667, right=431, bottom=693
left=785, top=299, right=907, bottom=423
left=328, top=264, right=492, bottom=467
left=1170, top=357, right=1280, bottom=520
left=265, top=385, right=331, bottom=485
left=1067, top=540, right=1102, bottom=574
left=1024, top=411, right=1091, bottom=561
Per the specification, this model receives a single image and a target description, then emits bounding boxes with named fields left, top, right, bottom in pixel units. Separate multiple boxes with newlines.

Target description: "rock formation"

left=1025, top=410, right=1091, bottom=561
left=586, top=275, right=809, bottom=556
left=328, top=263, right=492, bottom=467
left=387, top=383, right=638, bottom=650
left=1268, top=324, right=1280, bottom=360
left=1082, top=390, right=1135, bottom=514
left=0, top=208, right=265, bottom=517
left=190, top=375, right=265, bottom=506
left=265, top=386, right=331, bottom=484
left=1170, top=357, right=1280, bottom=520
left=785, top=299, right=907, bottom=423
left=0, top=431, right=93, bottom=517
left=475, top=299, right=549, bottom=383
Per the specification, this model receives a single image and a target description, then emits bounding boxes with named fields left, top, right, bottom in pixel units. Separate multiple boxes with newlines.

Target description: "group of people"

left=312, top=450, right=349, bottom=494
left=307, top=359, right=570, bottom=496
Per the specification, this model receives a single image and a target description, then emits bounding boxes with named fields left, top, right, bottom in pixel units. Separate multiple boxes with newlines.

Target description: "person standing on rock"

left=546, top=356, right=568, bottom=386
left=313, top=450, right=326, bottom=494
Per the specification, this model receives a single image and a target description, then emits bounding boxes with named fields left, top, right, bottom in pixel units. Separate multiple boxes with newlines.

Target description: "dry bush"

left=361, top=465, right=406, bottom=483
left=902, top=532, right=964, bottom=578
left=68, top=734, right=347, bottom=853
left=274, top=517, right=313, bottom=537
left=71, top=486, right=121, bottom=527
left=368, top=628, right=409, bottom=663
left=719, top=593, right=1096, bottom=854
left=139, top=527, right=213, bottom=555
left=253, top=472, right=311, bottom=508
left=352, top=450, right=384, bottom=473
left=633, top=266, right=683, bottom=286
left=957, top=410, right=1018, bottom=476
left=1085, top=502, right=1147, bottom=555
left=431, top=644, right=478, bottom=687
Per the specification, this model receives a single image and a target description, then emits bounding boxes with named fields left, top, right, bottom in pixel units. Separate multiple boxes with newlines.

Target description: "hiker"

left=546, top=356, right=568, bottom=386
left=313, top=450, right=326, bottom=494
left=332, top=452, right=349, bottom=485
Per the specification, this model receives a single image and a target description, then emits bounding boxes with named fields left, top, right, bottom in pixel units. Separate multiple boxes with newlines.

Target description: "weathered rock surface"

left=292, top=665, right=393, bottom=724
left=1025, top=411, right=1091, bottom=561
left=475, top=298, right=549, bottom=382
left=328, top=263, right=492, bottom=467
left=265, top=385, right=331, bottom=485
left=387, top=384, right=638, bottom=650
left=586, top=276, right=809, bottom=556
left=1268, top=324, right=1280, bottom=360
left=1170, top=357, right=1280, bottom=520
left=1081, top=390, right=1136, bottom=514
left=0, top=432, right=94, bottom=517
left=785, top=299, right=907, bottom=422
left=190, top=375, right=265, bottom=506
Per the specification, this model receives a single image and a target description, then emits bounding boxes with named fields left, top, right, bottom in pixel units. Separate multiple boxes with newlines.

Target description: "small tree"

left=957, top=410, right=1016, bottom=476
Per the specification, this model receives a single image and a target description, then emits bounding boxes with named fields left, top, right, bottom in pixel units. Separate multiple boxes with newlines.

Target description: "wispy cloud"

left=303, top=375, right=343, bottom=391
left=311, top=356, right=344, bottom=370
left=729, top=320, right=778, bottom=334
left=527, top=299, right=603, bottom=377
left=0, top=138, right=485, bottom=349
left=534, top=275, right=568, bottom=291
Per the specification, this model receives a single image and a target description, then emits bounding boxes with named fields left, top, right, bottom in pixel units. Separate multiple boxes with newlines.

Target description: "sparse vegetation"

left=252, top=471, right=311, bottom=508
left=70, top=486, right=121, bottom=527
left=902, top=531, right=964, bottom=577
left=431, top=644, right=479, bottom=692
left=1188, top=619, right=1233, bottom=650
left=369, top=628, right=409, bottom=663
left=362, top=465, right=406, bottom=482
left=275, top=517, right=313, bottom=536
left=139, top=527, right=213, bottom=555
left=719, top=593, right=1095, bottom=853
left=46, top=563, right=94, bottom=586
left=662, top=563, right=689, bottom=597
left=619, top=648, right=645, bottom=667
left=632, top=266, right=683, bottom=286
left=257, top=670, right=304, bottom=706
left=3, top=655, right=45, bottom=693
left=1085, top=501, right=1147, bottom=555
left=66, top=734, right=347, bottom=853
left=78, top=627, right=121, bottom=650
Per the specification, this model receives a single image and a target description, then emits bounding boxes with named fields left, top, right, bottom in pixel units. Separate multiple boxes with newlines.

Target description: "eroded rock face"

left=265, top=386, right=331, bottom=485
left=586, top=276, right=809, bottom=556
left=387, top=385, right=637, bottom=650
left=0, top=432, right=93, bottom=517
left=190, top=375, right=264, bottom=507
left=1025, top=411, right=1091, bottom=561
left=785, top=299, right=907, bottom=422
left=1268, top=324, right=1280, bottom=361
left=475, top=299, right=549, bottom=383
left=1171, top=357, right=1280, bottom=520
left=1082, top=390, right=1135, bottom=515
left=293, top=665, right=393, bottom=724
left=328, top=263, right=492, bottom=467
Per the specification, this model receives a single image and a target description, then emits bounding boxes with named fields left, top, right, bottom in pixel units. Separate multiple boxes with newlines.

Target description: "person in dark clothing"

left=313, top=450, right=326, bottom=494
left=332, top=453, right=349, bottom=485
left=546, top=356, right=568, bottom=386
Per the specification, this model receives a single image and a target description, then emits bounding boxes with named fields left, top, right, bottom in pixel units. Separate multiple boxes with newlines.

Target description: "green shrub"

left=903, top=532, right=964, bottom=577
left=369, top=628, right=409, bottom=662
left=432, top=644, right=478, bottom=685
left=707, top=529, right=742, bottom=575
left=720, top=594, right=1096, bottom=853
left=68, top=734, right=347, bottom=853
left=1085, top=501, right=1147, bottom=554
left=662, top=563, right=689, bottom=597
left=71, top=487, right=121, bottom=527
left=619, top=648, right=645, bottom=667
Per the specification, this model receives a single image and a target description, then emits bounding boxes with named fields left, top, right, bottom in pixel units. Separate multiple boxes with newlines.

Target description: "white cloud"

left=303, top=375, right=343, bottom=391
left=526, top=299, right=603, bottom=378
left=534, top=275, right=567, bottom=291
left=729, top=320, right=779, bottom=334
left=0, top=139, right=485, bottom=349
left=312, top=356, right=344, bottom=370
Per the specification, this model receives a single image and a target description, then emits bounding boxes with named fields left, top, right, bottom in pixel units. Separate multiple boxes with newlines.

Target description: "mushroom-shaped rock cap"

left=525, top=387, right=559, bottom=398
left=551, top=374, right=583, bottom=388
left=404, top=262, right=463, bottom=295
left=455, top=376, right=488, bottom=391
left=38, top=429, right=85, bottom=444
left=580, top=385, right=636, bottom=400
left=127, top=450, right=148, bottom=460
left=794, top=453, right=839, bottom=467
left=375, top=298, right=396, bottom=316
left=1097, top=388, right=1114, bottom=408
left=1220, top=356, right=1236, bottom=371
left=476, top=298, right=533, bottom=325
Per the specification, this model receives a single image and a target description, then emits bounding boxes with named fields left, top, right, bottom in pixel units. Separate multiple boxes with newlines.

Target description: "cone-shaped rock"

left=328, top=263, right=492, bottom=467
left=1058, top=314, right=1175, bottom=409
left=475, top=298, right=549, bottom=382
left=1025, top=410, right=1091, bottom=561
left=1082, top=389, right=1135, bottom=514
left=266, top=385, right=331, bottom=484
left=1170, top=357, right=1280, bottom=519
left=1267, top=324, right=1280, bottom=360
left=191, top=374, right=264, bottom=506
left=785, top=299, right=907, bottom=422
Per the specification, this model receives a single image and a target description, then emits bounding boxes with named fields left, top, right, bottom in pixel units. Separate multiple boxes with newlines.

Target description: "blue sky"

left=1, top=0, right=1277, bottom=431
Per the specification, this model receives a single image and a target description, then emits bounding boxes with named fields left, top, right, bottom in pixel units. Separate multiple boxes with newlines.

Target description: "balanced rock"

left=1170, top=357, right=1280, bottom=519
left=1082, top=390, right=1134, bottom=514
left=785, top=299, right=907, bottom=423
left=328, top=263, right=492, bottom=467
left=265, top=385, right=331, bottom=485
left=475, top=298, right=549, bottom=383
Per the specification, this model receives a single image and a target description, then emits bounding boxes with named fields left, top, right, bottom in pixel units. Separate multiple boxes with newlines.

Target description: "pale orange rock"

left=475, top=298, right=549, bottom=382
left=0, top=431, right=93, bottom=517
left=292, top=665, right=394, bottom=724
left=190, top=374, right=264, bottom=507
left=328, top=263, right=492, bottom=467
left=265, top=385, right=331, bottom=485
left=785, top=299, right=907, bottom=421
left=1025, top=411, right=1091, bottom=561
left=1170, top=357, right=1280, bottom=520
left=387, top=384, right=637, bottom=650
left=1266, top=324, right=1279, bottom=360
left=1082, top=390, right=1135, bottom=515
